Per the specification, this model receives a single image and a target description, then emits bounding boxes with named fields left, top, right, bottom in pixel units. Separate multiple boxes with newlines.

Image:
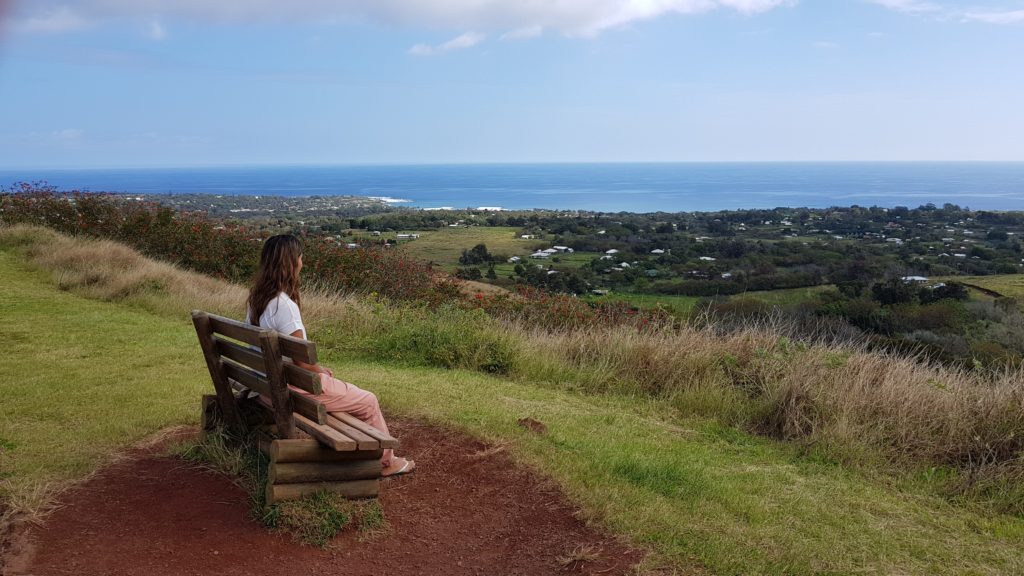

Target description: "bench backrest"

left=191, top=310, right=327, bottom=438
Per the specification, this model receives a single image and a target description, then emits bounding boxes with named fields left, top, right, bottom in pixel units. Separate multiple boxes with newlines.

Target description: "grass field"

left=3, top=237, right=1024, bottom=574
left=939, top=274, right=1024, bottom=301
left=584, top=292, right=703, bottom=315
left=0, top=251, right=208, bottom=515
left=394, top=226, right=538, bottom=269
left=583, top=286, right=834, bottom=317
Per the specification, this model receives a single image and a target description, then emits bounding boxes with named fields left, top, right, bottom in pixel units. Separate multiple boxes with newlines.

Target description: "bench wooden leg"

left=258, top=436, right=384, bottom=504
left=266, top=479, right=380, bottom=505
left=199, top=394, right=221, bottom=439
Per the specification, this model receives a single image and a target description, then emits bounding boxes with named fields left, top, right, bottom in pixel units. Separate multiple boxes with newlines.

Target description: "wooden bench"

left=191, top=310, right=398, bottom=504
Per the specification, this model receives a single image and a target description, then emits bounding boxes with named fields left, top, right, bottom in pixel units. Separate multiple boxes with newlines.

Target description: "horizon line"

left=4, top=159, right=1024, bottom=171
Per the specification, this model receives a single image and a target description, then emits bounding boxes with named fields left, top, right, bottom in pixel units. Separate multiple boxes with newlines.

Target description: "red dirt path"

left=6, top=419, right=646, bottom=576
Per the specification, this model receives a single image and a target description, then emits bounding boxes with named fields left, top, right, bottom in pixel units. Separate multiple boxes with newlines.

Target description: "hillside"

left=2, top=226, right=1023, bottom=574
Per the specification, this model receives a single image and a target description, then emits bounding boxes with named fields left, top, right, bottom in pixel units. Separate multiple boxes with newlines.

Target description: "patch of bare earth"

left=5, top=419, right=646, bottom=576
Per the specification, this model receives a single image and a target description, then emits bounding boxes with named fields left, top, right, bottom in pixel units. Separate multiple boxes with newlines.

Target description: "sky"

left=1, top=0, right=1023, bottom=168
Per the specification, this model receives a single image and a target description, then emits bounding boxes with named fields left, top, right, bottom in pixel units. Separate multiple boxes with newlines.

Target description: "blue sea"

left=2, top=163, right=1023, bottom=213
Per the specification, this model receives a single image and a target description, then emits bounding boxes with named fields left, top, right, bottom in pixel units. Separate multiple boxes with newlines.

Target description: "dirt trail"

left=5, top=419, right=645, bottom=576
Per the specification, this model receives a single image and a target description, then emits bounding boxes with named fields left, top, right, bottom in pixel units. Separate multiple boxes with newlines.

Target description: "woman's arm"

left=289, top=329, right=332, bottom=377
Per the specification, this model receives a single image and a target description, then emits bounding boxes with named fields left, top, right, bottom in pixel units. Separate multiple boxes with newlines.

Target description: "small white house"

left=345, top=243, right=359, bottom=249
left=721, top=273, right=733, bottom=279
left=650, top=249, right=665, bottom=254
left=699, top=256, right=716, bottom=261
left=954, top=253, right=967, bottom=258
left=396, top=233, right=420, bottom=240
left=902, top=276, right=929, bottom=283
left=520, top=234, right=535, bottom=239
left=605, top=249, right=619, bottom=254
left=508, top=256, right=521, bottom=263
left=543, top=248, right=558, bottom=254
left=620, top=262, right=631, bottom=268
left=599, top=255, right=614, bottom=261
left=530, top=252, right=550, bottom=259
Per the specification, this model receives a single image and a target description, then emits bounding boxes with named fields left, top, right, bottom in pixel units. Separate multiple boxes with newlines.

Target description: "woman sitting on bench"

left=246, top=234, right=415, bottom=477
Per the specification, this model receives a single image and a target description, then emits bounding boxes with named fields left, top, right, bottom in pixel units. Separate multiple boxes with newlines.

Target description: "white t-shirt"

left=246, top=292, right=307, bottom=340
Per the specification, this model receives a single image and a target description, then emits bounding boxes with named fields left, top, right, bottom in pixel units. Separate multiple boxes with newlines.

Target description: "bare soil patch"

left=5, top=419, right=645, bottom=576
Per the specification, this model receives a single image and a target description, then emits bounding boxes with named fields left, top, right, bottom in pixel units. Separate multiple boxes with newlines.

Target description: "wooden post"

left=191, top=311, right=244, bottom=433
left=266, top=479, right=379, bottom=504
left=258, top=330, right=296, bottom=439
left=269, top=460, right=382, bottom=484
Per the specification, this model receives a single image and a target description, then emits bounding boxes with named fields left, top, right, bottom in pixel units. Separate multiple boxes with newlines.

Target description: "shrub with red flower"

left=2, top=183, right=666, bottom=331
left=0, top=184, right=453, bottom=302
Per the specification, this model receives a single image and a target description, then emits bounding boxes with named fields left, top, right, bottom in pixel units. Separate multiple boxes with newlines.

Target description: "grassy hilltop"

left=2, top=224, right=1023, bottom=575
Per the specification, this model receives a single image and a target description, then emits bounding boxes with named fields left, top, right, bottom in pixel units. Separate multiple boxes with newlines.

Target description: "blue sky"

left=1, top=0, right=1023, bottom=168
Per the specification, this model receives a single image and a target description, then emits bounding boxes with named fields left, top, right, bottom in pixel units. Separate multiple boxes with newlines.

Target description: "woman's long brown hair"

left=247, top=234, right=302, bottom=326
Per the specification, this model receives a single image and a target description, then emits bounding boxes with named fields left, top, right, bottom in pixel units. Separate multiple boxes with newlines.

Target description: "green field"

left=393, top=226, right=538, bottom=269
left=3, top=236, right=1024, bottom=574
left=945, top=274, right=1024, bottom=299
left=585, top=292, right=702, bottom=315
left=584, top=285, right=834, bottom=316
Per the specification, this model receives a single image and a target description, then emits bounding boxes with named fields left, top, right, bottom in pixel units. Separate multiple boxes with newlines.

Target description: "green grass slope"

left=1, top=245, right=1023, bottom=574
left=0, top=251, right=208, bottom=513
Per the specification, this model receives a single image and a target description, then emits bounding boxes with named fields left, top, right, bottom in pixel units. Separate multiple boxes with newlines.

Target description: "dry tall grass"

left=0, top=224, right=361, bottom=321
left=4, top=223, right=1022, bottom=513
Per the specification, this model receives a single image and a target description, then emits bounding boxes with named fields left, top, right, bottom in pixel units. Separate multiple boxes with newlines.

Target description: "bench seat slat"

left=259, top=435, right=383, bottom=463
left=330, top=412, right=399, bottom=449
left=294, top=414, right=358, bottom=451
left=325, top=416, right=379, bottom=450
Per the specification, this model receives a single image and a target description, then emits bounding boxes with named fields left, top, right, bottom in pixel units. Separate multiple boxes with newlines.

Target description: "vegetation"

left=0, top=249, right=207, bottom=522
left=174, top=428, right=385, bottom=547
left=0, top=184, right=456, bottom=303
left=3, top=185, right=1024, bottom=572
left=2, top=229, right=1023, bottom=573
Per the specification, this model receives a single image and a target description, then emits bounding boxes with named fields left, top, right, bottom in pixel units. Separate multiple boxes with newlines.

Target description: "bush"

left=367, top=305, right=521, bottom=374
left=1, top=186, right=454, bottom=303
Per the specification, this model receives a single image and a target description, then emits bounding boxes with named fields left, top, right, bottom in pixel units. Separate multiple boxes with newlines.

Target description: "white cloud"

left=14, top=6, right=90, bottom=33
left=12, top=1, right=796, bottom=38
left=962, top=9, right=1024, bottom=24
left=866, top=0, right=940, bottom=14
left=409, top=32, right=485, bottom=56
left=53, top=128, right=84, bottom=142
left=500, top=26, right=544, bottom=41
left=868, top=0, right=1024, bottom=24
left=148, top=19, right=167, bottom=40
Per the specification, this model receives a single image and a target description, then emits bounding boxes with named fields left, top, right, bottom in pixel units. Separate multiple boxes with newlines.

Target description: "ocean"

left=2, top=162, right=1022, bottom=213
